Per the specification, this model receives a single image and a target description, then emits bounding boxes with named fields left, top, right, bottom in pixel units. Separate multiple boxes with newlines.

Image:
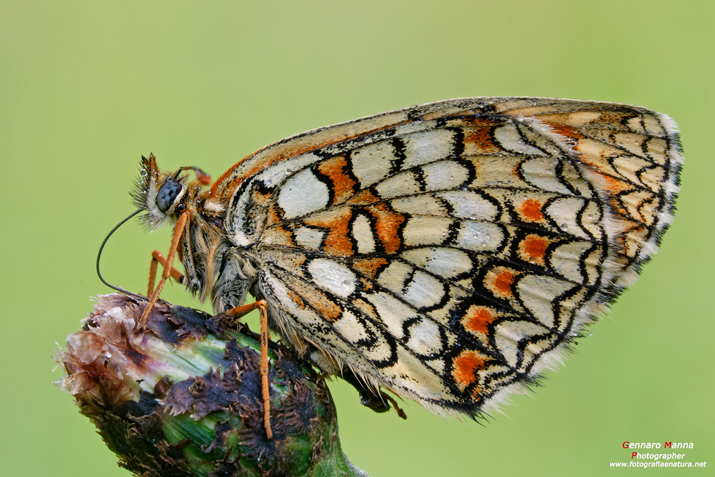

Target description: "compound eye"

left=156, top=178, right=183, bottom=212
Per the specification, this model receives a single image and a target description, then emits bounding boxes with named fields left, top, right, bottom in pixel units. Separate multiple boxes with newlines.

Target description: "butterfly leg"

left=225, top=300, right=273, bottom=440
left=342, top=368, right=407, bottom=419
left=138, top=211, right=188, bottom=329
left=148, top=250, right=185, bottom=297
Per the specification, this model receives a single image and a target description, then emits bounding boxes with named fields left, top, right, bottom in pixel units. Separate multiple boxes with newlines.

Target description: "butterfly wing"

left=213, top=98, right=682, bottom=416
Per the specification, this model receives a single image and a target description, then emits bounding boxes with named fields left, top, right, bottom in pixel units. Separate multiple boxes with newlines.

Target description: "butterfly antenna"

left=96, top=209, right=146, bottom=299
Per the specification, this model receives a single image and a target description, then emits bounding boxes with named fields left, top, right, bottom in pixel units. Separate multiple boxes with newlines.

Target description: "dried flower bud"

left=56, top=294, right=367, bottom=477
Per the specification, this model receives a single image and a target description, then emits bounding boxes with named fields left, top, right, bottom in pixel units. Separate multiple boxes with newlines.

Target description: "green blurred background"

left=2, top=1, right=712, bottom=475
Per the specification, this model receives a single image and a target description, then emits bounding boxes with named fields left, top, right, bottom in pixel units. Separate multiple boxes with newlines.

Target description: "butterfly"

left=117, top=97, right=682, bottom=435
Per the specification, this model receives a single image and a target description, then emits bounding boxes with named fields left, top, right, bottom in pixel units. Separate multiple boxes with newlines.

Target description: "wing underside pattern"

left=213, top=98, right=682, bottom=415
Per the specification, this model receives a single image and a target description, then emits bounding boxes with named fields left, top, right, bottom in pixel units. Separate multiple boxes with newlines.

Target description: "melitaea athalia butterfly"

left=105, top=97, right=682, bottom=435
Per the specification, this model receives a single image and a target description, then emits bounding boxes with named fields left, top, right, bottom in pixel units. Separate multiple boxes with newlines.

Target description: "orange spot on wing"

left=368, top=203, right=405, bottom=254
left=305, top=290, right=342, bottom=322
left=304, top=208, right=354, bottom=256
left=520, top=234, right=549, bottom=265
left=351, top=257, right=389, bottom=280
left=463, top=305, right=495, bottom=334
left=452, top=350, right=486, bottom=390
left=495, top=269, right=515, bottom=296
left=461, top=118, right=501, bottom=152
left=519, top=198, right=544, bottom=222
left=485, top=267, right=518, bottom=298
left=345, top=192, right=405, bottom=253
left=317, top=156, right=357, bottom=204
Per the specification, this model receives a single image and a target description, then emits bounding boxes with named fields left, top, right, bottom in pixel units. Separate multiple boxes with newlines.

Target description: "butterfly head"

left=132, top=154, right=211, bottom=229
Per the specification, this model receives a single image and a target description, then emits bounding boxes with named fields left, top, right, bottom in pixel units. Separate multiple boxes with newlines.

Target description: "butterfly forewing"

left=158, top=98, right=682, bottom=416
